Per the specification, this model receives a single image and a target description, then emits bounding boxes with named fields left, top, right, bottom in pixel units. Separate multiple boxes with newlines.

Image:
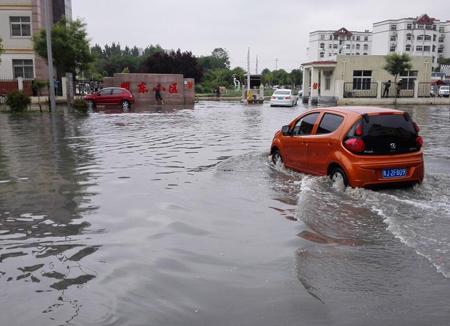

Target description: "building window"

left=390, top=36, right=397, bottom=41
left=356, top=44, right=360, bottom=50
left=363, top=44, right=369, bottom=51
left=390, top=45, right=396, bottom=52
left=416, top=45, right=423, bottom=51
left=438, top=46, right=444, bottom=53
left=320, top=52, right=325, bottom=58
left=329, top=35, right=333, bottom=40
left=329, top=44, right=332, bottom=49
left=364, top=36, right=368, bottom=41
left=432, top=45, right=436, bottom=52
left=407, top=23, right=412, bottom=30
left=400, top=71, right=417, bottom=90
left=320, top=43, right=325, bottom=49
left=356, top=36, right=360, bottom=41
left=405, top=44, right=411, bottom=51
left=439, top=37, right=444, bottom=43
left=433, top=34, right=436, bottom=41
left=417, top=24, right=424, bottom=29
left=417, top=35, right=423, bottom=41
left=10, top=16, right=31, bottom=37
left=424, top=35, right=431, bottom=41
left=363, top=53, right=368, bottom=55
left=423, top=46, right=431, bottom=52
left=439, top=26, right=445, bottom=33
left=406, top=33, right=412, bottom=41
left=353, top=70, right=372, bottom=90
left=333, top=44, right=338, bottom=49
left=390, top=24, right=397, bottom=30
left=12, top=59, right=34, bottom=79
left=346, top=44, right=351, bottom=49
left=320, top=34, right=325, bottom=40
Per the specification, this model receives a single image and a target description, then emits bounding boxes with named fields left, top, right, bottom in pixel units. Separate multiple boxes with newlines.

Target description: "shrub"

left=6, top=91, right=31, bottom=112
left=72, top=98, right=88, bottom=112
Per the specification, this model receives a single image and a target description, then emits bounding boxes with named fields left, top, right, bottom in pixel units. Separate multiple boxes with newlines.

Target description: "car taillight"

left=344, top=138, right=365, bottom=153
left=271, top=96, right=276, bottom=99
left=285, top=96, right=291, bottom=99
left=355, top=123, right=363, bottom=136
left=413, top=122, right=420, bottom=133
left=416, top=136, right=423, bottom=148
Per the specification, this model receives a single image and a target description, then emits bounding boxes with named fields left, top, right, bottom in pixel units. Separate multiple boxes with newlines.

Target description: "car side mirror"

left=281, top=125, right=291, bottom=136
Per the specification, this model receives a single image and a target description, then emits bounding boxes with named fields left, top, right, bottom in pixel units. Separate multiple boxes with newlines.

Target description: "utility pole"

left=255, top=55, right=259, bottom=74
left=44, top=0, right=56, bottom=111
left=275, top=58, right=278, bottom=70
left=247, top=47, right=251, bottom=93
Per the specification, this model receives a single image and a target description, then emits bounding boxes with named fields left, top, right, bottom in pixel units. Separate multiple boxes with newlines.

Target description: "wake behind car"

left=270, top=89, right=297, bottom=107
left=270, top=106, right=424, bottom=188
left=84, top=87, right=135, bottom=110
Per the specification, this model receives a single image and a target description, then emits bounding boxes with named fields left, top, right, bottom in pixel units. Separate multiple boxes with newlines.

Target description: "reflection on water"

left=0, top=103, right=449, bottom=325
left=0, top=111, right=100, bottom=323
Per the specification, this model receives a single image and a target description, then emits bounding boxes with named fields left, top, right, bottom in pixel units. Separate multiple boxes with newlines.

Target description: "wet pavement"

left=0, top=102, right=450, bottom=325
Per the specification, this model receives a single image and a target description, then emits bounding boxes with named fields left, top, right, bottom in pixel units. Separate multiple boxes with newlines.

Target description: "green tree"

left=290, top=69, right=303, bottom=87
left=33, top=19, right=93, bottom=76
left=198, top=48, right=230, bottom=71
left=261, top=68, right=273, bottom=86
left=272, top=69, right=291, bottom=86
left=383, top=53, right=412, bottom=84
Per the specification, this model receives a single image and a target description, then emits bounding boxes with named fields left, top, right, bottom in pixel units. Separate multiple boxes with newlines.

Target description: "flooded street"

left=1, top=102, right=450, bottom=325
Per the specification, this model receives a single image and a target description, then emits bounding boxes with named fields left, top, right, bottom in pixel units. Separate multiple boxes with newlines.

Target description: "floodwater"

left=0, top=102, right=449, bottom=326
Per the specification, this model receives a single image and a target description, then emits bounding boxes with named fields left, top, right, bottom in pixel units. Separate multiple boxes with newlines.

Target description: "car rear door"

left=283, top=112, right=320, bottom=172
left=303, top=112, right=345, bottom=175
left=110, top=88, right=124, bottom=105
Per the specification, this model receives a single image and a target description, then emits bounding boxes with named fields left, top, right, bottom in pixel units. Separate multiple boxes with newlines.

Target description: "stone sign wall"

left=103, top=73, right=195, bottom=105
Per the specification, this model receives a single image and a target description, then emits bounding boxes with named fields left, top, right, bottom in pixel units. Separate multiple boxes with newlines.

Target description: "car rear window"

left=360, top=114, right=419, bottom=155
left=317, top=113, right=344, bottom=134
left=274, top=90, right=290, bottom=95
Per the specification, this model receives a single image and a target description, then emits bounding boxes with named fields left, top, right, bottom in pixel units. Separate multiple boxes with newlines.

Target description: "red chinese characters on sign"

left=120, top=81, right=130, bottom=91
left=168, top=82, right=178, bottom=94
left=186, top=81, right=193, bottom=90
left=137, top=82, right=149, bottom=93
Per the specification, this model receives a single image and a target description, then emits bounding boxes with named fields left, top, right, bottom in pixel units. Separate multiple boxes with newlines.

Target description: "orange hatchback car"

left=270, top=107, right=424, bottom=188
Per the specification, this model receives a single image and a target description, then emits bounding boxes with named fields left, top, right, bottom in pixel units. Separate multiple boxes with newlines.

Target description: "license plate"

left=277, top=97, right=284, bottom=100
left=382, top=168, right=407, bottom=178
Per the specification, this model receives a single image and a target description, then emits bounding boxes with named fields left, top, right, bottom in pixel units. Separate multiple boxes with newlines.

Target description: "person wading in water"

left=153, top=83, right=165, bottom=105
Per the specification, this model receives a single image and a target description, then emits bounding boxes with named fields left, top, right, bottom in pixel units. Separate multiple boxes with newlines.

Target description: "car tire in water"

left=330, top=166, right=348, bottom=187
left=121, top=100, right=130, bottom=111
left=272, top=150, right=283, bottom=166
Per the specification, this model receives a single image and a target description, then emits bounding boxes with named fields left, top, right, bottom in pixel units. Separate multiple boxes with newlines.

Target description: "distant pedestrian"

left=215, top=86, right=221, bottom=98
left=153, top=83, right=165, bottom=105
left=383, top=80, right=391, bottom=97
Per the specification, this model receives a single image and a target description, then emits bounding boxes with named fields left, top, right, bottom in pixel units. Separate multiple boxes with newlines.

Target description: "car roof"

left=312, top=106, right=403, bottom=115
left=274, top=88, right=291, bottom=92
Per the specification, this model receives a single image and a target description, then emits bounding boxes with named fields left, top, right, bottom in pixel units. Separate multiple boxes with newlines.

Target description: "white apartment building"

left=307, top=15, right=450, bottom=68
left=307, top=28, right=372, bottom=62
left=0, top=0, right=71, bottom=80
left=372, top=14, right=450, bottom=67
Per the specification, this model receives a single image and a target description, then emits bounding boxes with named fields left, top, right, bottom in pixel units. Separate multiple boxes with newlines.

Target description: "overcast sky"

left=72, top=0, right=448, bottom=71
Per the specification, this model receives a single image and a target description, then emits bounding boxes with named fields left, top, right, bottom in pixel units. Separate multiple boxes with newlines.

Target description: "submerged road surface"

left=0, top=102, right=449, bottom=325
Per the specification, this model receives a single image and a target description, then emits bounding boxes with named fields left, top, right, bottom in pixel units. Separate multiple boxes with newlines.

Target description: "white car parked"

left=270, top=89, right=297, bottom=107
left=438, top=85, right=449, bottom=97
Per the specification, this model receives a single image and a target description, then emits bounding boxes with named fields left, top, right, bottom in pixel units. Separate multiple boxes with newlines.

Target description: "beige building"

left=302, top=55, right=433, bottom=105
left=0, top=0, right=71, bottom=80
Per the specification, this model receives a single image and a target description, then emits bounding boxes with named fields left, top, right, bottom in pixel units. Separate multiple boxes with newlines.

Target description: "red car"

left=271, top=106, right=424, bottom=188
left=84, top=87, right=134, bottom=110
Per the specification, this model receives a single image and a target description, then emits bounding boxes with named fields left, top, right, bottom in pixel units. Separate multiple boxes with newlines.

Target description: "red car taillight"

left=285, top=96, right=291, bottom=99
left=344, top=138, right=365, bottom=153
left=271, top=96, right=276, bottom=99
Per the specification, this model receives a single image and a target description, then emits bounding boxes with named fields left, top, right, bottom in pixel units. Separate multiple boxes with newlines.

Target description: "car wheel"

left=272, top=150, right=283, bottom=166
left=330, top=166, right=348, bottom=187
left=121, top=100, right=130, bottom=110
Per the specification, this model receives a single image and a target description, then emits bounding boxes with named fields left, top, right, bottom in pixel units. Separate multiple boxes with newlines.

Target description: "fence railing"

left=418, top=82, right=439, bottom=98
left=343, top=82, right=378, bottom=98
left=380, top=82, right=414, bottom=98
